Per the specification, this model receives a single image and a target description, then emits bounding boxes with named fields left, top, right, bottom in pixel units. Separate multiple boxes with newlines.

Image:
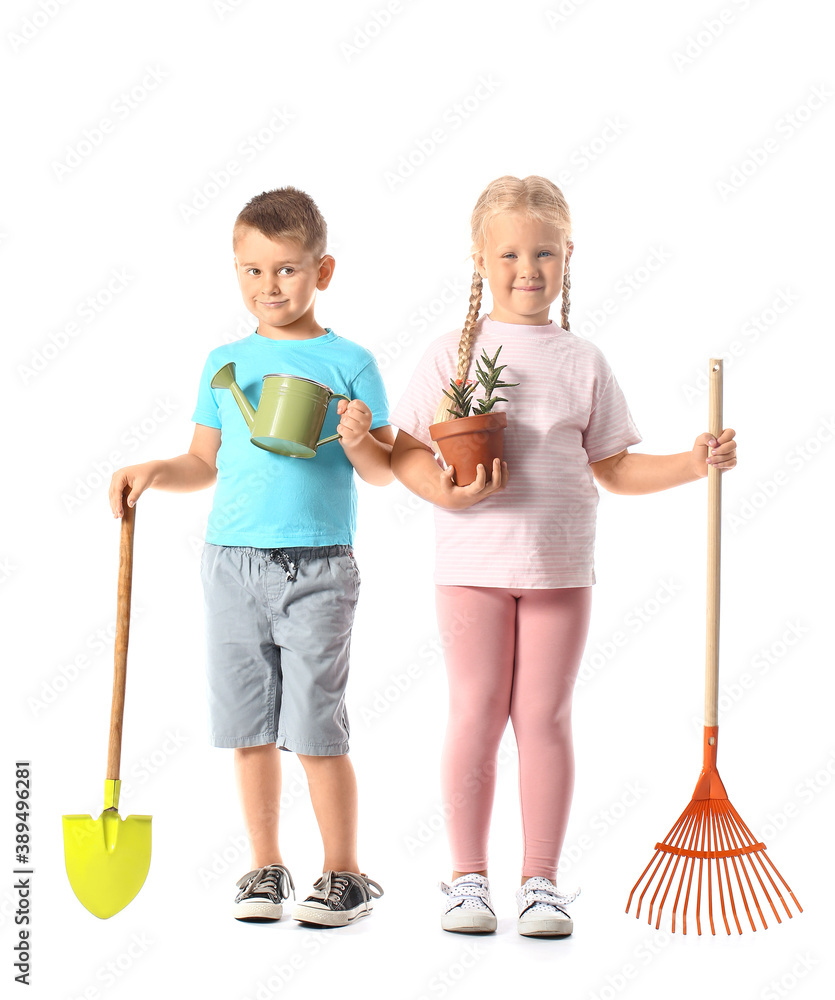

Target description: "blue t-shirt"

left=192, top=328, right=389, bottom=547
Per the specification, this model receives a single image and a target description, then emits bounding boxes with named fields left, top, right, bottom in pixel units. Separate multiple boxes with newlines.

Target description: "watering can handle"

left=704, top=359, right=723, bottom=728
left=317, top=394, right=352, bottom=447
left=106, top=488, right=136, bottom=781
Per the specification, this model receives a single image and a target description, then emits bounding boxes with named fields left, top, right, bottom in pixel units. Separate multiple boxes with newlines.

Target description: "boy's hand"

left=692, top=428, right=737, bottom=478
left=109, top=463, right=159, bottom=517
left=440, top=458, right=509, bottom=508
left=336, top=399, right=372, bottom=449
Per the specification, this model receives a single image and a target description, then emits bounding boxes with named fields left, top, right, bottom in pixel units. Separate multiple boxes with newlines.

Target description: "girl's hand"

left=440, top=458, right=509, bottom=508
left=692, top=428, right=737, bottom=478
left=336, top=398, right=372, bottom=449
left=109, top=463, right=159, bottom=517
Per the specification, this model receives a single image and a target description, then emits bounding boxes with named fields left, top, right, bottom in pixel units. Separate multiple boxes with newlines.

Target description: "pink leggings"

left=436, top=584, right=592, bottom=880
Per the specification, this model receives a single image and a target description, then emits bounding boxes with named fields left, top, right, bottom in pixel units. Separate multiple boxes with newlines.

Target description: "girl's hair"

left=435, top=175, right=572, bottom=422
left=233, top=186, right=328, bottom=259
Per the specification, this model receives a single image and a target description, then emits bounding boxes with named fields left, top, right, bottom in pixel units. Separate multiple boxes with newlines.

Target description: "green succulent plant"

left=442, top=345, right=519, bottom=419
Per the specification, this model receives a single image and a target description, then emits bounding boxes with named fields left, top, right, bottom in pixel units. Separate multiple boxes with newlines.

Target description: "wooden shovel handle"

left=106, top=489, right=136, bottom=780
left=705, top=359, right=723, bottom=727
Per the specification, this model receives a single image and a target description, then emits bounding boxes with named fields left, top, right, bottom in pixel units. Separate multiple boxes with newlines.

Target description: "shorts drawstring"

left=270, top=549, right=298, bottom=581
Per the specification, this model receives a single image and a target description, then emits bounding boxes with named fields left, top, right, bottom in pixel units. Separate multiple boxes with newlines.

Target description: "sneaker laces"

left=235, top=864, right=295, bottom=903
left=519, top=878, right=580, bottom=916
left=440, top=875, right=494, bottom=914
left=310, top=871, right=384, bottom=906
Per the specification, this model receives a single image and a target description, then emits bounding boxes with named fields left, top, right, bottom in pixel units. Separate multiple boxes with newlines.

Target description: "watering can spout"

left=211, top=362, right=256, bottom=431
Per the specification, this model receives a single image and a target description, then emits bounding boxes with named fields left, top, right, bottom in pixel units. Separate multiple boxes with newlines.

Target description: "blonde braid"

left=456, top=271, right=483, bottom=380
left=561, top=266, right=571, bottom=331
left=433, top=271, right=483, bottom=423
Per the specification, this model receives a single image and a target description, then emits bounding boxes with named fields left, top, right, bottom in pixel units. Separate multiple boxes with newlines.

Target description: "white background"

left=3, top=1, right=833, bottom=998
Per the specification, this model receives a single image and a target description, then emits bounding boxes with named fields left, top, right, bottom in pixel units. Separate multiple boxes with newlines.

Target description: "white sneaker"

left=440, top=873, right=497, bottom=933
left=516, top=877, right=579, bottom=937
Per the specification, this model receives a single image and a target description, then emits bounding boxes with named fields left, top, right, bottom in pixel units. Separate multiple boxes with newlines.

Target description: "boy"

left=109, top=186, right=393, bottom=926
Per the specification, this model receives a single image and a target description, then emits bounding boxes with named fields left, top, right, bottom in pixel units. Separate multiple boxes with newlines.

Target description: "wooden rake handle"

left=106, top=488, right=136, bottom=781
left=705, top=359, right=723, bottom=727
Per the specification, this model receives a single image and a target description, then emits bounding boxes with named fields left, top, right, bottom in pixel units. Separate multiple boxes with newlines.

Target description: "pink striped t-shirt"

left=389, top=314, right=643, bottom=588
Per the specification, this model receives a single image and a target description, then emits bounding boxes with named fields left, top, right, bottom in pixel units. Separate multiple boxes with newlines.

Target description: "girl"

left=388, top=175, right=737, bottom=937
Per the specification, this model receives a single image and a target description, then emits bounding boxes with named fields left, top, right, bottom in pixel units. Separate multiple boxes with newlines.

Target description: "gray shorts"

left=199, top=543, right=360, bottom=754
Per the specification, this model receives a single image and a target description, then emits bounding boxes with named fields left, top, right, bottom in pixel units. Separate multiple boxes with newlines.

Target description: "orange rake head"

left=626, top=727, right=802, bottom=935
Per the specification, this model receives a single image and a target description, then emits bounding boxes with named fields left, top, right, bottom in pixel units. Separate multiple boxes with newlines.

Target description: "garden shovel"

left=62, top=490, right=151, bottom=918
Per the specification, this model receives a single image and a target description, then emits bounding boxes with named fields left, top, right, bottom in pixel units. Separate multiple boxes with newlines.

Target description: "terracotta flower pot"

left=429, top=411, right=507, bottom=486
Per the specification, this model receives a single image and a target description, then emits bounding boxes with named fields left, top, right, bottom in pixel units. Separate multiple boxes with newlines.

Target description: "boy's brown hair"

left=233, top=186, right=328, bottom=259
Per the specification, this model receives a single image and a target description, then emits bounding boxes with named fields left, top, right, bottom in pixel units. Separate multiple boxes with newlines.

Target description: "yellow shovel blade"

left=62, top=781, right=151, bottom=919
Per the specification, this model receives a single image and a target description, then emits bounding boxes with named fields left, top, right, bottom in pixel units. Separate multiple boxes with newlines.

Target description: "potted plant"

left=429, top=346, right=519, bottom=486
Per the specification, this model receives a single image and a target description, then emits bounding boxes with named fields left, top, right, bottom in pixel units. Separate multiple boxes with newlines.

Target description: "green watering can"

left=211, top=363, right=350, bottom=458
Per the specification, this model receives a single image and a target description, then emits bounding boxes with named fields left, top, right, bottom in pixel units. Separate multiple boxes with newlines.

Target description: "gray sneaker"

left=515, top=877, right=579, bottom=937
left=233, top=864, right=295, bottom=922
left=440, top=873, right=497, bottom=933
left=292, top=871, right=384, bottom=926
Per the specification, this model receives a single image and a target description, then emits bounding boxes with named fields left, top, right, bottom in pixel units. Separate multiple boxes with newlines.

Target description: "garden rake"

left=625, top=358, right=801, bottom=935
